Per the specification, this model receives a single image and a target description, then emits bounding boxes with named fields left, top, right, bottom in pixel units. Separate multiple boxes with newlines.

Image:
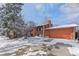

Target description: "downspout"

left=73, top=27, right=76, bottom=40
left=43, top=25, right=45, bottom=37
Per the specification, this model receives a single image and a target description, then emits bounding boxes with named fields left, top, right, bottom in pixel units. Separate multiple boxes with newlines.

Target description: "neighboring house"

left=44, top=24, right=79, bottom=39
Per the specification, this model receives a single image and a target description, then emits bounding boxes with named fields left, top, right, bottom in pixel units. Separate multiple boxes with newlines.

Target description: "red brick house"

left=44, top=24, right=78, bottom=39
left=30, top=19, right=79, bottom=40
left=31, top=20, right=52, bottom=37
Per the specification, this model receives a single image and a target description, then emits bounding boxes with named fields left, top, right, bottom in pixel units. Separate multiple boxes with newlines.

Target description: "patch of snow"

left=68, top=47, right=79, bottom=56
left=29, top=48, right=34, bottom=52
left=11, top=53, right=16, bottom=56
left=50, top=39, right=79, bottom=47
left=0, top=48, right=18, bottom=55
left=0, top=36, right=29, bottom=51
left=46, top=24, right=78, bottom=29
left=0, top=36, right=79, bottom=56
left=26, top=50, right=47, bottom=56
left=0, top=36, right=9, bottom=40
left=25, top=37, right=79, bottom=48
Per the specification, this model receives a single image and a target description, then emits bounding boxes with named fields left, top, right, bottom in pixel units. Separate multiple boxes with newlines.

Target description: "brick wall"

left=31, top=20, right=52, bottom=37
left=44, top=27, right=75, bottom=39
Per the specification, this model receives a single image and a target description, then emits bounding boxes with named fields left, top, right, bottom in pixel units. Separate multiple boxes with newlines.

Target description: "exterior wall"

left=36, top=26, right=43, bottom=36
left=44, top=27, right=75, bottom=39
left=44, top=30, right=49, bottom=37
left=31, top=27, right=36, bottom=36
left=31, top=20, right=52, bottom=37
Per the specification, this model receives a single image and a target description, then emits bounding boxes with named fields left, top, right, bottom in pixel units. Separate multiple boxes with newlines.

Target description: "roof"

left=36, top=23, right=47, bottom=27
left=46, top=24, right=79, bottom=29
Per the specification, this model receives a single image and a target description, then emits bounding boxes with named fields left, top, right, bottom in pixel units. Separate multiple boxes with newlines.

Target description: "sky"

left=22, top=3, right=79, bottom=26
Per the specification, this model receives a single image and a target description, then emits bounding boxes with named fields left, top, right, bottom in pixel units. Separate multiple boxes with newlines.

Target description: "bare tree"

left=24, top=21, right=36, bottom=37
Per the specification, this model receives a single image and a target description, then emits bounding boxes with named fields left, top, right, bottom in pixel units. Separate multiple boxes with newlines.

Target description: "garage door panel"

left=49, top=27, right=74, bottom=39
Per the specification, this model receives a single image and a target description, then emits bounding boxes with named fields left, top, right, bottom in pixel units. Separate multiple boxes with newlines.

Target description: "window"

left=39, top=28, right=41, bottom=31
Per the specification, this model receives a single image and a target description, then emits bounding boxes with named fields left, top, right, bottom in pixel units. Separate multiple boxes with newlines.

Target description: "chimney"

left=47, top=19, right=52, bottom=27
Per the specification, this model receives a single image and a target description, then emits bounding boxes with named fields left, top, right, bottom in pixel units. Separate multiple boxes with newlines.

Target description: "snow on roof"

left=46, top=24, right=79, bottom=29
left=36, top=23, right=47, bottom=27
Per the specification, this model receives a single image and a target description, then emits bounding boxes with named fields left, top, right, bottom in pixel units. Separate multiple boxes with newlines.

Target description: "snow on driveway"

left=0, top=36, right=79, bottom=56
left=68, top=47, right=79, bottom=56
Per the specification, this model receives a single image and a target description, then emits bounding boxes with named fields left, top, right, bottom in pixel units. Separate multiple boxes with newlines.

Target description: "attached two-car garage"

left=44, top=24, right=78, bottom=40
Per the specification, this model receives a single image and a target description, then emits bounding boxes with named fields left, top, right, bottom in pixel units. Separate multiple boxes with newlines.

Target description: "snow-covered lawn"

left=0, top=36, right=79, bottom=56
left=0, top=36, right=30, bottom=55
